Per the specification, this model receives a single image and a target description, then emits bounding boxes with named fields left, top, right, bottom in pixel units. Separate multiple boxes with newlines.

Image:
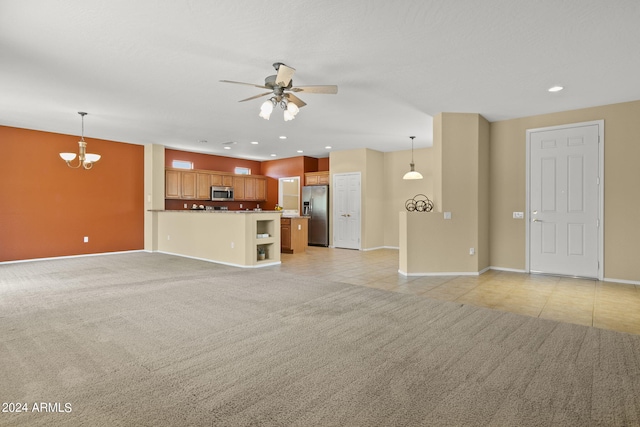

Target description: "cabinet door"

left=318, top=173, right=330, bottom=185
left=233, top=176, right=245, bottom=200
left=181, top=172, right=197, bottom=199
left=281, top=224, right=291, bottom=251
left=165, top=170, right=181, bottom=199
left=244, top=177, right=256, bottom=200
left=196, top=173, right=211, bottom=200
left=222, top=175, right=234, bottom=187
left=255, top=178, right=266, bottom=201
left=210, top=173, right=222, bottom=187
left=305, top=175, right=319, bottom=186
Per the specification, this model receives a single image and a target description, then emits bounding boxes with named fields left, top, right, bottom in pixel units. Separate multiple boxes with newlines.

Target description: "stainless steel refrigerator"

left=302, top=185, right=329, bottom=246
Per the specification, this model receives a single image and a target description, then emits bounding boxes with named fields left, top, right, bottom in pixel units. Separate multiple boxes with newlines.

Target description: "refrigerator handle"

left=309, top=197, right=313, bottom=213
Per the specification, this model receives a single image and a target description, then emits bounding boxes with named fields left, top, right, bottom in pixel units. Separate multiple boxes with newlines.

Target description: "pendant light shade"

left=403, top=136, right=423, bottom=180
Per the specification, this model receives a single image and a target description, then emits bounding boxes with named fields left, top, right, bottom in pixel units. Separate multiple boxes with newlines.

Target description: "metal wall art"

left=405, top=194, right=434, bottom=212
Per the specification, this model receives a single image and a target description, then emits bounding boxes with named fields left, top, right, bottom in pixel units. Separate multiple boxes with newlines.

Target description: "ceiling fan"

left=220, top=62, right=338, bottom=120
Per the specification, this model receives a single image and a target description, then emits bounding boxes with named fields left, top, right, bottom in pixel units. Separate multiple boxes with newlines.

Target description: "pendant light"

left=403, top=136, right=423, bottom=180
left=59, top=112, right=101, bottom=169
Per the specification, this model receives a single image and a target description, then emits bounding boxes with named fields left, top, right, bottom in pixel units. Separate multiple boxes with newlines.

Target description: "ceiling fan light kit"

left=403, top=136, right=423, bottom=180
left=221, top=62, right=337, bottom=122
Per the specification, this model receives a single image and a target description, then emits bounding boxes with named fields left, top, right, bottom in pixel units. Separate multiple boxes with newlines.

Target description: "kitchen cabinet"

left=165, top=170, right=181, bottom=199
left=233, top=176, right=245, bottom=200
left=233, top=176, right=267, bottom=201
left=304, top=171, right=330, bottom=186
left=181, top=172, right=197, bottom=199
left=196, top=172, right=212, bottom=200
left=165, top=168, right=266, bottom=201
left=244, top=177, right=256, bottom=200
left=255, top=178, right=266, bottom=201
left=211, top=173, right=234, bottom=187
left=280, top=217, right=308, bottom=253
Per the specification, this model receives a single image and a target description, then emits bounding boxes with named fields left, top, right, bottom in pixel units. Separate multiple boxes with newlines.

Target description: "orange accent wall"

left=165, top=149, right=262, bottom=173
left=0, top=126, right=144, bottom=262
left=318, top=157, right=329, bottom=171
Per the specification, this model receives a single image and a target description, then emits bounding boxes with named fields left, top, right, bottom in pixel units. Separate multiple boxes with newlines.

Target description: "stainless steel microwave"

left=211, top=186, right=234, bottom=201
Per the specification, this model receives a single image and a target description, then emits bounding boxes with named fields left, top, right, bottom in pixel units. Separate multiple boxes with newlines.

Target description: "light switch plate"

left=513, top=212, right=524, bottom=219
left=444, top=212, right=452, bottom=220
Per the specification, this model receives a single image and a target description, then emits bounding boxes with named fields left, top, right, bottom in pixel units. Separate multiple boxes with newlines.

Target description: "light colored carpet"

left=1, top=252, right=639, bottom=426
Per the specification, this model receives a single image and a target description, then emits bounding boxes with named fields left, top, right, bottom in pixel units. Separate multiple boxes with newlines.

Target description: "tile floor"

left=276, top=247, right=640, bottom=335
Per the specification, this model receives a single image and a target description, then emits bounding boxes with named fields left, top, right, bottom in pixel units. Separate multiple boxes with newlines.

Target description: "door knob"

left=532, top=218, right=540, bottom=222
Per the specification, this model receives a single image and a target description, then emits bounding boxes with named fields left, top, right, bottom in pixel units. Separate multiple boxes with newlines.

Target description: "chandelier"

left=59, top=112, right=101, bottom=169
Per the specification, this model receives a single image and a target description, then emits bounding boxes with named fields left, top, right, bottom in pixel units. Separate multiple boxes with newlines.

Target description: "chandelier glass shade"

left=59, top=112, right=101, bottom=169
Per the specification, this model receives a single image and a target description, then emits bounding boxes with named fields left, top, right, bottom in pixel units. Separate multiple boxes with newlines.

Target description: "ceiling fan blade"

left=285, top=93, right=307, bottom=108
left=275, top=64, right=295, bottom=87
left=289, top=85, right=338, bottom=94
left=238, top=92, right=273, bottom=102
left=220, top=80, right=269, bottom=89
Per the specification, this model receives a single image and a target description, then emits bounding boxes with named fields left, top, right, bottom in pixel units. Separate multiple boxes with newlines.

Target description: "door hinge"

left=596, top=177, right=600, bottom=185
left=596, top=219, right=600, bottom=228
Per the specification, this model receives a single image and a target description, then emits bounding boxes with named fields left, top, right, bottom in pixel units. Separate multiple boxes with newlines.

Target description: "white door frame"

left=525, top=120, right=604, bottom=280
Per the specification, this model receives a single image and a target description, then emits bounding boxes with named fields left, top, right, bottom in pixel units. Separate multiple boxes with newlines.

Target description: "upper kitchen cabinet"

left=211, top=173, right=233, bottom=187
left=196, top=172, right=212, bottom=200
left=304, top=171, right=330, bottom=186
left=233, top=176, right=245, bottom=200
left=166, top=168, right=266, bottom=202
left=233, top=176, right=267, bottom=201
left=165, top=169, right=202, bottom=199
left=165, top=169, right=181, bottom=199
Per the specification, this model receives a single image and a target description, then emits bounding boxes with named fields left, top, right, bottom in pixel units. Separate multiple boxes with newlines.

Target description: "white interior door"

left=528, top=122, right=602, bottom=278
left=333, top=172, right=361, bottom=249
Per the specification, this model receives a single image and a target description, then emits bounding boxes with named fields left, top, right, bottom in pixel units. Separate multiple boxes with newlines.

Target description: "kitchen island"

left=151, top=210, right=281, bottom=267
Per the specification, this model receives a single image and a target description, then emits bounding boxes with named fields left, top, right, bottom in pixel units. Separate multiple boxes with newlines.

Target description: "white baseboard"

left=0, top=250, right=145, bottom=265
left=156, top=251, right=281, bottom=268
left=362, top=246, right=399, bottom=252
left=489, top=266, right=528, bottom=274
left=603, top=277, right=640, bottom=286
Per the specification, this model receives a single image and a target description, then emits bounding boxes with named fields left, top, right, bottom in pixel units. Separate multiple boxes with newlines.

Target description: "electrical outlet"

left=444, top=212, right=452, bottom=220
left=167, top=235, right=170, bottom=240
left=469, top=247, right=475, bottom=255
left=298, top=224, right=302, bottom=230
left=231, top=242, right=234, bottom=249
left=83, top=236, right=89, bottom=243
left=184, top=203, right=187, bottom=209
left=240, top=204, right=243, bottom=209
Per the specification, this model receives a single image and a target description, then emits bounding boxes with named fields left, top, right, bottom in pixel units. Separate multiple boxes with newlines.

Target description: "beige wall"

left=330, top=148, right=388, bottom=250
left=490, top=100, right=640, bottom=282
left=144, top=144, right=165, bottom=252
left=400, top=113, right=489, bottom=274
left=383, top=148, right=434, bottom=247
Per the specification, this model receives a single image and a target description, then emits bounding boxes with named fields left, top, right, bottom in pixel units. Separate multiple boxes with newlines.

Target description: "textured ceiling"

left=1, top=1, right=639, bottom=160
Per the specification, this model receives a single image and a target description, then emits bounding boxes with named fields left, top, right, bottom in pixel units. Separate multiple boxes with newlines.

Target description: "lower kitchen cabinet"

left=280, top=216, right=308, bottom=254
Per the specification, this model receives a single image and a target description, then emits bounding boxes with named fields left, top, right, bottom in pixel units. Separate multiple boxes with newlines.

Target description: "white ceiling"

left=2, top=1, right=639, bottom=160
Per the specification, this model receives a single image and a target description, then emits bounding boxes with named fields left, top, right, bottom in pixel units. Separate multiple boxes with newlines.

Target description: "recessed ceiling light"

left=548, top=86, right=564, bottom=92
left=224, top=146, right=231, bottom=150
left=270, top=153, right=277, bottom=157
left=279, top=136, right=287, bottom=140
left=297, top=150, right=303, bottom=153
left=325, top=146, right=332, bottom=149
left=250, top=141, right=259, bottom=145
